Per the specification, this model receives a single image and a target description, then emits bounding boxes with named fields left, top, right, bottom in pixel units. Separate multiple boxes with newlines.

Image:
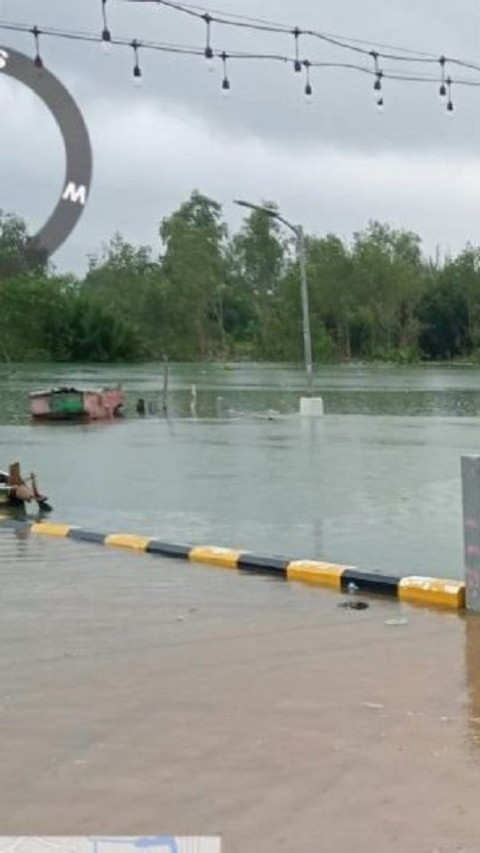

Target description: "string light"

left=129, top=0, right=447, bottom=69
left=202, top=12, right=215, bottom=71
left=101, top=0, right=112, bottom=53
left=122, top=0, right=480, bottom=87
left=371, top=51, right=383, bottom=91
left=303, top=59, right=313, bottom=102
left=446, top=76, right=454, bottom=112
left=368, top=50, right=385, bottom=110
left=221, top=50, right=230, bottom=96
left=31, top=25, right=43, bottom=69
left=439, top=55, right=447, bottom=97
left=2, top=10, right=480, bottom=112
left=293, top=27, right=302, bottom=72
left=131, top=38, right=142, bottom=85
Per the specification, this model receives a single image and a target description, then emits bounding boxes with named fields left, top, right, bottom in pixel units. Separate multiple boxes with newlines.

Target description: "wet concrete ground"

left=2, top=529, right=480, bottom=851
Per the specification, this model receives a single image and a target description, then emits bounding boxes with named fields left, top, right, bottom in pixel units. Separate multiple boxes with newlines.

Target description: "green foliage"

left=0, top=210, right=47, bottom=279
left=231, top=202, right=286, bottom=297
left=3, top=196, right=480, bottom=364
left=349, top=222, right=425, bottom=359
left=417, top=256, right=472, bottom=359
left=85, top=233, right=164, bottom=358
left=159, top=191, right=229, bottom=358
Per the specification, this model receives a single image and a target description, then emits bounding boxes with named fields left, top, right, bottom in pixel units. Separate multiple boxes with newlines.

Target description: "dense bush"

left=1, top=199, right=479, bottom=363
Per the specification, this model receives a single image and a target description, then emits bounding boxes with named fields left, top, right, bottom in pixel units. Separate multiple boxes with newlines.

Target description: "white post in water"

left=461, top=455, right=480, bottom=611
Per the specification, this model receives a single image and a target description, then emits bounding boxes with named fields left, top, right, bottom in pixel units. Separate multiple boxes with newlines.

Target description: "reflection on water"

left=1, top=363, right=480, bottom=579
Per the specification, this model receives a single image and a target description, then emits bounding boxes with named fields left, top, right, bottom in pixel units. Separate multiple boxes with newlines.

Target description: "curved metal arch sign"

left=0, top=45, right=92, bottom=258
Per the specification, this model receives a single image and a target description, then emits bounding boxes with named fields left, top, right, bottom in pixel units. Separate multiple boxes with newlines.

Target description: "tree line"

left=1, top=191, right=479, bottom=363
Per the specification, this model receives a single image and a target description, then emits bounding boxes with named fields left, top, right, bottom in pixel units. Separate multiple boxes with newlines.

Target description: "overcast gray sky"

left=2, top=0, right=480, bottom=273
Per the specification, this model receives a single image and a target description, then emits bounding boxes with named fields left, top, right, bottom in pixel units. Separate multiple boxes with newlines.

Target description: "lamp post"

left=234, top=199, right=319, bottom=406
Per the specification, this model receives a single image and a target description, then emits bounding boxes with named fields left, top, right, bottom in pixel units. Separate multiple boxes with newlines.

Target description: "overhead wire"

left=0, top=0, right=479, bottom=107
left=132, top=0, right=480, bottom=70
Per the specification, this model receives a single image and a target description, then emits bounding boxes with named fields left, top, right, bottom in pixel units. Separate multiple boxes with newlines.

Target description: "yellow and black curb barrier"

left=1, top=518, right=466, bottom=610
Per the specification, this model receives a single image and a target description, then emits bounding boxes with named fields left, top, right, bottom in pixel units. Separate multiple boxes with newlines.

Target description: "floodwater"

left=3, top=530, right=480, bottom=849
left=2, top=361, right=480, bottom=578
left=5, top=362, right=480, bottom=848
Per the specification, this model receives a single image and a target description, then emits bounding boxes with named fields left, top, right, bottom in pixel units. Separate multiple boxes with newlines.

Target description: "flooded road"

left=2, top=362, right=480, bottom=577
left=3, top=363, right=480, bottom=848
left=2, top=528, right=480, bottom=851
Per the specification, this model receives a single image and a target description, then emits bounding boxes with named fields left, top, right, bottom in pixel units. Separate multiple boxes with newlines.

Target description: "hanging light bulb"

left=221, top=51, right=230, bottom=97
left=303, top=60, right=313, bottom=103
left=292, top=27, right=302, bottom=73
left=370, top=50, right=383, bottom=92
left=31, top=26, right=43, bottom=69
left=446, top=76, right=454, bottom=113
left=131, top=40, right=142, bottom=86
left=101, top=0, right=112, bottom=53
left=203, top=13, right=215, bottom=72
left=439, top=56, right=447, bottom=97
left=370, top=50, right=386, bottom=110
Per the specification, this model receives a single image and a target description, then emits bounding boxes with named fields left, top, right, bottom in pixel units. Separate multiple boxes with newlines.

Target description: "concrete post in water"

left=461, top=455, right=480, bottom=611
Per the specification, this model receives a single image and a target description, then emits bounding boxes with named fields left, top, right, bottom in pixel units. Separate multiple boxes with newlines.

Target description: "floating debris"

left=338, top=600, right=370, bottom=610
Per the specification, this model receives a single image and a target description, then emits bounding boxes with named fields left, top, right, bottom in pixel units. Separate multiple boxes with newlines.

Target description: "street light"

left=234, top=199, right=314, bottom=397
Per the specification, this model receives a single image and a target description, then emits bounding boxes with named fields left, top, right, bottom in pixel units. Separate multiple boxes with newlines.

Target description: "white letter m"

left=62, top=182, right=87, bottom=205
